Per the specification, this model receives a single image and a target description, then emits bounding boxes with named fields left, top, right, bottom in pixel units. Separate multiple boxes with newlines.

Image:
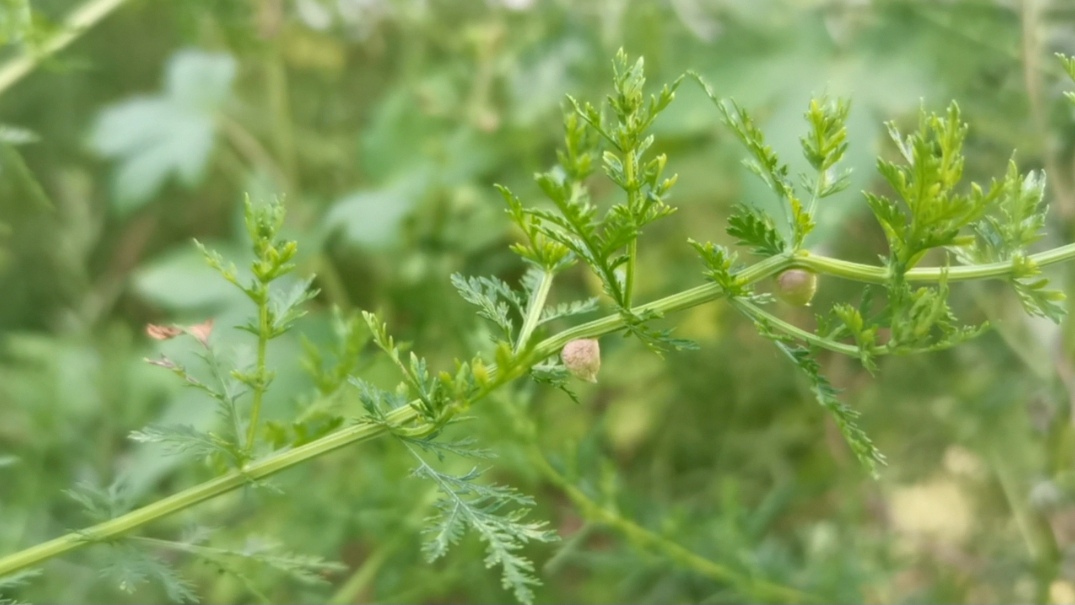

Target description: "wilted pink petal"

left=146, top=324, right=183, bottom=340
left=189, top=318, right=215, bottom=347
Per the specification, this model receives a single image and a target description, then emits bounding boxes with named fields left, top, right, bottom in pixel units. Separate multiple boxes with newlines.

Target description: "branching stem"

left=2, top=244, right=1073, bottom=575
left=245, top=293, right=271, bottom=453
left=515, top=269, right=554, bottom=355
left=731, top=298, right=862, bottom=357
left=792, top=243, right=1075, bottom=283
left=623, top=147, right=639, bottom=307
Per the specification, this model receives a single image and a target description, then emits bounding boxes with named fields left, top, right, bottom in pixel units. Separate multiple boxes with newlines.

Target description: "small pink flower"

left=562, top=338, right=601, bottom=383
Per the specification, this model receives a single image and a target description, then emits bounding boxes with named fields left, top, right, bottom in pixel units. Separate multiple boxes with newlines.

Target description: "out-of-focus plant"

left=3, top=47, right=1075, bottom=604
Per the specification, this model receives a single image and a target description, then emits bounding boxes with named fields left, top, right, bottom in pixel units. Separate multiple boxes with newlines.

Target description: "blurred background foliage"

left=3, top=0, right=1075, bottom=603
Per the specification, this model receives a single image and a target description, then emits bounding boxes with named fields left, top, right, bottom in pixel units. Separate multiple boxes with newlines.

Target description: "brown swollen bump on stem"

left=562, top=338, right=601, bottom=383
left=775, top=269, right=818, bottom=306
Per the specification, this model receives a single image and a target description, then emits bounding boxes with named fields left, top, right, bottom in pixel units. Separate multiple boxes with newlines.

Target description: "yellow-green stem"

left=623, top=148, right=639, bottom=308
left=0, top=410, right=408, bottom=576
left=217, top=115, right=291, bottom=192
left=731, top=298, right=861, bottom=357
left=0, top=0, right=129, bottom=96
left=791, top=243, right=1075, bottom=283
left=514, top=269, right=554, bottom=355
left=624, top=239, right=637, bottom=308
left=3, top=244, right=1074, bottom=575
left=264, top=54, right=297, bottom=189
left=245, top=296, right=270, bottom=452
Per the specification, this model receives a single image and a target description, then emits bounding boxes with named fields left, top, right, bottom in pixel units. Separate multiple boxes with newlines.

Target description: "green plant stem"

left=528, top=447, right=819, bottom=604
left=311, top=254, right=353, bottom=312
left=217, top=115, right=291, bottom=193
left=623, top=148, right=639, bottom=308
left=3, top=244, right=1074, bottom=575
left=204, top=343, right=247, bottom=454
left=0, top=416, right=394, bottom=576
left=989, top=449, right=1060, bottom=603
left=0, top=0, right=129, bottom=96
left=0, top=145, right=53, bottom=210
left=326, top=538, right=396, bottom=604
left=541, top=521, right=595, bottom=574
left=514, top=269, right=554, bottom=355
left=792, top=243, right=1075, bottom=283
left=245, top=295, right=271, bottom=452
left=263, top=54, right=298, bottom=190
left=326, top=487, right=435, bottom=605
left=804, top=163, right=828, bottom=231
left=731, top=298, right=862, bottom=357
left=624, top=239, right=637, bottom=308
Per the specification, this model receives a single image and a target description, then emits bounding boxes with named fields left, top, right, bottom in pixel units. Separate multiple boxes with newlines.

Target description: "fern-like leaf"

left=99, top=543, right=198, bottom=603
left=726, top=204, right=786, bottom=256
left=129, top=424, right=241, bottom=464
left=769, top=335, right=886, bottom=477
left=0, top=569, right=41, bottom=605
left=689, top=239, right=750, bottom=297
left=538, top=297, right=600, bottom=325
left=451, top=273, right=524, bottom=341
left=409, top=448, right=557, bottom=604
left=1011, top=255, right=1067, bottom=322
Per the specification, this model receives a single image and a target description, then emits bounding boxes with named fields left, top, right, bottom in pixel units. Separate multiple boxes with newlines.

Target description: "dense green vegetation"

left=4, top=1, right=1075, bottom=603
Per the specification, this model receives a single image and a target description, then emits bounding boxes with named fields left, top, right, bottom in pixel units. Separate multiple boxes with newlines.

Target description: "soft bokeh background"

left=3, top=0, right=1075, bottom=603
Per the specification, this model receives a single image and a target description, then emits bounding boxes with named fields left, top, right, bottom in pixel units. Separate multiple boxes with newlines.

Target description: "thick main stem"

left=791, top=243, right=1075, bottom=283
left=0, top=416, right=396, bottom=576
left=0, top=260, right=775, bottom=577
left=3, top=244, right=1074, bottom=575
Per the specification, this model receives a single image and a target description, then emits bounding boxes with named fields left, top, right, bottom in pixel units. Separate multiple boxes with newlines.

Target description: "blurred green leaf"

left=132, top=243, right=247, bottom=311
left=0, top=0, right=32, bottom=46
left=0, top=125, right=38, bottom=145
left=89, top=49, right=236, bottom=214
left=322, top=177, right=423, bottom=249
